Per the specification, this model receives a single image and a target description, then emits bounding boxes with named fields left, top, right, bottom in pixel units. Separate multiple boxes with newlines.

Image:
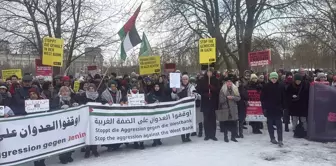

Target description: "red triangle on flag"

left=89, top=107, right=93, bottom=112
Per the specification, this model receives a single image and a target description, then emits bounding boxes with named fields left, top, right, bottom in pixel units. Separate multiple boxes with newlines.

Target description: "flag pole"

left=97, top=46, right=121, bottom=90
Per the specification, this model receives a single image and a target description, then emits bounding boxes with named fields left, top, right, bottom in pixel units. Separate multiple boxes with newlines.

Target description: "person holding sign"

left=78, top=84, right=100, bottom=158
left=171, top=74, right=201, bottom=143
left=51, top=86, right=79, bottom=164
left=146, top=82, right=167, bottom=147
left=101, top=80, right=125, bottom=105
left=197, top=69, right=220, bottom=141
left=126, top=83, right=146, bottom=149
left=0, top=84, right=14, bottom=118
left=12, top=75, right=33, bottom=115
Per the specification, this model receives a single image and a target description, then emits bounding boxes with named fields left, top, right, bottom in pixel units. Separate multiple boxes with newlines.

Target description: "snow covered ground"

left=20, top=129, right=336, bottom=166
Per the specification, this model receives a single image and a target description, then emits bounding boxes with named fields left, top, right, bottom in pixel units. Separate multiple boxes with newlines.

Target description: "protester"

left=237, top=79, right=248, bottom=138
left=217, top=76, right=241, bottom=142
left=146, top=82, right=166, bottom=146
left=172, top=74, right=201, bottom=143
left=79, top=84, right=100, bottom=158
left=286, top=74, right=309, bottom=135
left=51, top=86, right=79, bottom=164
left=11, top=75, right=33, bottom=115
left=247, top=74, right=263, bottom=134
left=261, top=72, right=286, bottom=147
left=198, top=69, right=220, bottom=141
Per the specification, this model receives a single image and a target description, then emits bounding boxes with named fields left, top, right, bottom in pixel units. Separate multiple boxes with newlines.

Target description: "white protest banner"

left=87, top=97, right=196, bottom=145
left=0, top=106, right=89, bottom=166
left=169, top=73, right=181, bottom=88
left=0, top=106, right=4, bottom=116
left=127, top=94, right=145, bottom=106
left=25, top=99, right=50, bottom=113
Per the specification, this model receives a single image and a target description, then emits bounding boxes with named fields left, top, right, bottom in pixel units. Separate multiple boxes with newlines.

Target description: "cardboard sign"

left=42, top=37, right=64, bottom=67
left=73, top=81, right=80, bottom=93
left=248, top=50, right=271, bottom=67
left=25, top=99, right=50, bottom=113
left=169, top=73, right=181, bottom=88
left=199, top=38, right=216, bottom=64
left=127, top=94, right=145, bottom=106
left=2, top=69, right=22, bottom=81
left=246, top=90, right=266, bottom=121
left=164, top=63, right=176, bottom=73
left=139, top=56, right=161, bottom=75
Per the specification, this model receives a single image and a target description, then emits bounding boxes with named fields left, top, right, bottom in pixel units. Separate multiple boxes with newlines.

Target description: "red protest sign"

left=35, top=59, right=52, bottom=76
left=248, top=50, right=271, bottom=67
left=246, top=90, right=266, bottom=121
left=164, top=63, right=176, bottom=73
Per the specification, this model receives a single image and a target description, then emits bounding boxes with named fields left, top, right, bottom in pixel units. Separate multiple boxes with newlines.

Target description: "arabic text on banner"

left=246, top=90, right=267, bottom=122
left=138, top=56, right=161, bottom=75
left=42, top=37, right=64, bottom=67
left=1, top=69, right=22, bottom=81
left=199, top=38, right=216, bottom=64
left=0, top=107, right=88, bottom=166
left=87, top=97, right=196, bottom=145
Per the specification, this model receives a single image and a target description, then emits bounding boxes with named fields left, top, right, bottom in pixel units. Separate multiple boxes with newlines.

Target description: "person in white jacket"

left=171, top=74, right=201, bottom=142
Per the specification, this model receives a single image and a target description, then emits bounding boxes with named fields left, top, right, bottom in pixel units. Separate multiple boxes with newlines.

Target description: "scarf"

left=101, top=88, right=121, bottom=104
left=86, top=91, right=99, bottom=100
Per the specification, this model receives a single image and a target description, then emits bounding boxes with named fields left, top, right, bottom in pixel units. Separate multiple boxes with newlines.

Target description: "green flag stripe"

left=90, top=105, right=194, bottom=116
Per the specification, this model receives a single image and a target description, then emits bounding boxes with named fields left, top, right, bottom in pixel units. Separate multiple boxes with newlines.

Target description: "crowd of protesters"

left=0, top=67, right=332, bottom=166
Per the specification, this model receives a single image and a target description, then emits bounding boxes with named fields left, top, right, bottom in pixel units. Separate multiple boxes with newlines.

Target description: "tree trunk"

left=53, top=0, right=62, bottom=75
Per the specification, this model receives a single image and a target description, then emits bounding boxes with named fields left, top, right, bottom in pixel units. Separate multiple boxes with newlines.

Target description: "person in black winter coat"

left=237, top=80, right=248, bottom=138
left=261, top=72, right=286, bottom=147
left=246, top=74, right=263, bottom=134
left=197, top=69, right=220, bottom=141
left=11, top=75, right=33, bottom=115
left=79, top=83, right=100, bottom=158
left=146, top=82, right=166, bottom=146
left=286, top=74, right=309, bottom=133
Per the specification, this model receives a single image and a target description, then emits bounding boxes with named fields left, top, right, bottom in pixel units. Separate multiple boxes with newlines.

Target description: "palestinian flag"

left=139, top=32, right=152, bottom=56
left=118, top=3, right=142, bottom=61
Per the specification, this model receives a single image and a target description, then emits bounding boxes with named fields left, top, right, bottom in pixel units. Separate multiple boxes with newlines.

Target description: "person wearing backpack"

left=286, top=74, right=309, bottom=138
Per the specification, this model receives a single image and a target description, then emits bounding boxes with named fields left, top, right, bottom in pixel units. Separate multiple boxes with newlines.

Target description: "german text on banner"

left=0, top=106, right=89, bottom=166
left=87, top=97, right=196, bottom=145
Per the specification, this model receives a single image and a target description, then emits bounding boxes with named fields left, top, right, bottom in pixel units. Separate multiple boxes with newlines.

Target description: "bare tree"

left=148, top=0, right=296, bottom=75
left=0, top=0, right=123, bottom=70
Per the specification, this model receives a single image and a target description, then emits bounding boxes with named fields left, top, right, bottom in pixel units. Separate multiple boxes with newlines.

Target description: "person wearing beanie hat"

left=172, top=73, right=201, bottom=143
left=246, top=73, right=264, bottom=134
left=286, top=73, right=309, bottom=137
left=260, top=71, right=286, bottom=147
left=28, top=88, right=41, bottom=100
left=316, top=73, right=327, bottom=82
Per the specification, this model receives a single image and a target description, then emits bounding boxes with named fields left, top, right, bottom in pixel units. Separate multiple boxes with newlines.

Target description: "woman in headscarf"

left=79, top=84, right=100, bottom=158
left=171, top=74, right=201, bottom=143
left=51, top=86, right=79, bottom=164
left=146, top=82, right=166, bottom=146
left=197, top=69, right=220, bottom=141
left=126, top=83, right=146, bottom=149
left=0, top=84, right=14, bottom=118
left=217, top=77, right=241, bottom=142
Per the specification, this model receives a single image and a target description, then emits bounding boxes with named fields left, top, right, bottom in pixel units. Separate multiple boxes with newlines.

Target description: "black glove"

left=263, top=109, right=267, bottom=117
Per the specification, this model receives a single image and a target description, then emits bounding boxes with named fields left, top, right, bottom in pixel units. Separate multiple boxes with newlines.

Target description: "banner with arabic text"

left=0, top=106, right=89, bottom=166
left=87, top=97, right=196, bottom=145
